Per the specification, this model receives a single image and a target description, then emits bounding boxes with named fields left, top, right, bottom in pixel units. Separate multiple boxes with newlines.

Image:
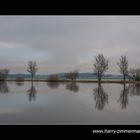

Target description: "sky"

left=0, top=16, right=140, bottom=74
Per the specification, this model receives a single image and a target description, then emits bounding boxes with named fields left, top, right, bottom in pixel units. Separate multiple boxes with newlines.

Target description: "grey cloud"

left=0, top=16, right=140, bottom=74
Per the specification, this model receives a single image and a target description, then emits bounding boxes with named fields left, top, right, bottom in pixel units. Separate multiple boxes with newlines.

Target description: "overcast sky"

left=0, top=16, right=140, bottom=74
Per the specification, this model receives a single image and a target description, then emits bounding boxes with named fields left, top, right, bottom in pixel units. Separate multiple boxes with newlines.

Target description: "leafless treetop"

left=93, top=54, right=109, bottom=81
left=27, top=61, right=38, bottom=81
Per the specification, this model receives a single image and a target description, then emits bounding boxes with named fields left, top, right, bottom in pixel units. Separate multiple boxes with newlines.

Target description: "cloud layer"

left=0, top=16, right=140, bottom=74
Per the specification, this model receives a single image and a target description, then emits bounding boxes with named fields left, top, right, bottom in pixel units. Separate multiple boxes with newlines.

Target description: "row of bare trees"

left=0, top=61, right=37, bottom=82
left=0, top=55, right=139, bottom=82
left=93, top=54, right=140, bottom=83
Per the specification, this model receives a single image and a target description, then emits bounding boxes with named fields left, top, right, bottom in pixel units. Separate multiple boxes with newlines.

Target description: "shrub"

left=15, top=77, right=24, bottom=86
left=15, top=77, right=24, bottom=82
left=65, top=70, right=79, bottom=81
left=47, top=75, right=60, bottom=89
left=47, top=75, right=60, bottom=81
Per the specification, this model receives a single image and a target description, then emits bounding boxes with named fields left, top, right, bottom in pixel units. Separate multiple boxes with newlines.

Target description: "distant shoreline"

left=2, top=80, right=140, bottom=84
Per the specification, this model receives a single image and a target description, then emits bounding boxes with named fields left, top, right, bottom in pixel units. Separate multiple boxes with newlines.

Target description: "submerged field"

left=0, top=81, right=140, bottom=124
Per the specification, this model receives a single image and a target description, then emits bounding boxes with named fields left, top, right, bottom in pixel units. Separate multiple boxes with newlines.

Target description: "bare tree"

left=117, top=56, right=128, bottom=82
left=135, top=69, right=140, bottom=81
left=0, top=69, right=9, bottom=81
left=128, top=68, right=136, bottom=81
left=93, top=54, right=109, bottom=83
left=27, top=61, right=38, bottom=81
left=129, top=68, right=140, bottom=81
left=65, top=70, right=79, bottom=81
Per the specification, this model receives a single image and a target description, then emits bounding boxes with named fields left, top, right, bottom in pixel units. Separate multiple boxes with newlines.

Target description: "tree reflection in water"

left=47, top=82, right=60, bottom=89
left=27, top=82, right=37, bottom=102
left=118, top=83, right=129, bottom=109
left=128, top=83, right=140, bottom=96
left=0, top=81, right=9, bottom=93
left=66, top=82, right=79, bottom=92
left=93, top=83, right=108, bottom=111
left=15, top=81, right=24, bottom=86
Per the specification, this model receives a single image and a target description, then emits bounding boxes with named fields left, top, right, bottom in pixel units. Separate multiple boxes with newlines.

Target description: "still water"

left=0, top=81, right=140, bottom=124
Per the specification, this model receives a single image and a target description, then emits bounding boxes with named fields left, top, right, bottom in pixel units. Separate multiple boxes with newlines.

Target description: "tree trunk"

left=31, top=73, right=33, bottom=81
left=31, top=79, right=33, bottom=87
left=98, top=74, right=101, bottom=84
left=123, top=74, right=126, bottom=83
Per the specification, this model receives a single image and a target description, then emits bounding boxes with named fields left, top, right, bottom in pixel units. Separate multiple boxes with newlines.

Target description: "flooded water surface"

left=0, top=81, right=140, bottom=124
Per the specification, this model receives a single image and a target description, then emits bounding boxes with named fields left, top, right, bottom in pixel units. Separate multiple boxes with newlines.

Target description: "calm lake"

left=0, top=81, right=140, bottom=124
